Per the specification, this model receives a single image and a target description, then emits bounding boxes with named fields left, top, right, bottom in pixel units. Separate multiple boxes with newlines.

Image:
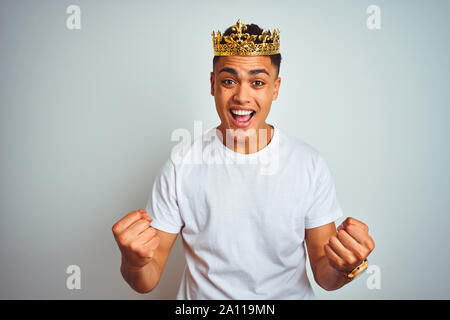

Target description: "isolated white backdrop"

left=1, top=0, right=449, bottom=299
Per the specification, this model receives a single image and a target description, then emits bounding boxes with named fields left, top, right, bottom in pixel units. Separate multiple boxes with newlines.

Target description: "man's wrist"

left=315, top=256, right=352, bottom=290
left=120, top=257, right=161, bottom=293
left=121, top=257, right=148, bottom=273
left=336, top=259, right=369, bottom=281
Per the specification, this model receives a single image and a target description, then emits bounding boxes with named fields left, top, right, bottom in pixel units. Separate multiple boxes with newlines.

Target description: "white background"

left=1, top=0, right=449, bottom=299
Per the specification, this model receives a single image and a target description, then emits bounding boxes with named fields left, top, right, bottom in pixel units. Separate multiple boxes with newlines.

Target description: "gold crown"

left=212, top=18, right=280, bottom=56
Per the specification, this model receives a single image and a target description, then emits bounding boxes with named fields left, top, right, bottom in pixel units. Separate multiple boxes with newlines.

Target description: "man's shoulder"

left=278, top=127, right=320, bottom=159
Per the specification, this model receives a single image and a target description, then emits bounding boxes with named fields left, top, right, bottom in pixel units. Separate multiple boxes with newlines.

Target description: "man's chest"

left=177, top=164, right=311, bottom=242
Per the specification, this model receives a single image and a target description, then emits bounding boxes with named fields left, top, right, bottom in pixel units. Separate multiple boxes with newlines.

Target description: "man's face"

left=210, top=56, right=281, bottom=134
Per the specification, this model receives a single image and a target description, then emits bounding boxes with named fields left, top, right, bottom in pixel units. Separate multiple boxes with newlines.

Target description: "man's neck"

left=216, top=123, right=274, bottom=154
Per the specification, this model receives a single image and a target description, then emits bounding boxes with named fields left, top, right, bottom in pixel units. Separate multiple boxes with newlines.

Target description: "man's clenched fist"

left=324, top=217, right=375, bottom=275
left=112, top=209, right=160, bottom=270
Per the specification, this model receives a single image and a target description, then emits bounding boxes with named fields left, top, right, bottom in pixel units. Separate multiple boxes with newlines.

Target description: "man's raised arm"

left=305, top=217, right=375, bottom=291
left=112, top=209, right=178, bottom=293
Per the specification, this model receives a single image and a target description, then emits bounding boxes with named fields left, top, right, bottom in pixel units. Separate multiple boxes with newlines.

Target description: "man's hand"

left=324, top=217, right=375, bottom=275
left=112, top=209, right=161, bottom=271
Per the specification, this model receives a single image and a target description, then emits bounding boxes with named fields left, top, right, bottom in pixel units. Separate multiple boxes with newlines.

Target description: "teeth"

left=231, top=109, right=253, bottom=116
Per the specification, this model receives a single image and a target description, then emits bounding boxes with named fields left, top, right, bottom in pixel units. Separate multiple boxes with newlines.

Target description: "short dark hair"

left=212, top=23, right=282, bottom=78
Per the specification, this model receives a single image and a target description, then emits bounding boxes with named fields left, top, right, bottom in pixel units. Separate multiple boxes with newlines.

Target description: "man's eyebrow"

left=218, top=67, right=270, bottom=76
left=218, top=67, right=238, bottom=75
left=248, top=68, right=270, bottom=76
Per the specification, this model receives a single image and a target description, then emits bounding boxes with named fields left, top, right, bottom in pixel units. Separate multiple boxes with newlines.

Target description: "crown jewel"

left=212, top=19, right=280, bottom=56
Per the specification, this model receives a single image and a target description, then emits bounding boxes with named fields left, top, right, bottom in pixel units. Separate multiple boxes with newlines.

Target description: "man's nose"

left=233, top=83, right=251, bottom=104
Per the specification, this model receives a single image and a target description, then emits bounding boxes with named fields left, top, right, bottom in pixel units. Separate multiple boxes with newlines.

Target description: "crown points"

left=212, top=18, right=280, bottom=56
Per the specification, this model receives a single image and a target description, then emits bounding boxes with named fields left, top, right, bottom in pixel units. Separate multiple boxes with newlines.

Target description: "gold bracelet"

left=346, top=259, right=369, bottom=280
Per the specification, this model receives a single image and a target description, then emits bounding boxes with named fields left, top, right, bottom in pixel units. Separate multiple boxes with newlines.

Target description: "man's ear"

left=210, top=72, right=215, bottom=96
left=272, top=76, right=281, bottom=101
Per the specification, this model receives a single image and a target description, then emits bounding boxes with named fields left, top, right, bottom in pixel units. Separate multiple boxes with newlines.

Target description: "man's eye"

left=222, top=79, right=235, bottom=85
left=253, top=81, right=265, bottom=86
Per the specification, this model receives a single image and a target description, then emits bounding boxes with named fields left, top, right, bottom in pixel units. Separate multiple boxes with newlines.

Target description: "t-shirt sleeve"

left=145, top=158, right=184, bottom=234
left=304, top=153, right=343, bottom=229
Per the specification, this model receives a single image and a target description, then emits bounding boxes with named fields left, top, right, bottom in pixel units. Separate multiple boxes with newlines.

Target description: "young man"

left=112, top=19, right=375, bottom=299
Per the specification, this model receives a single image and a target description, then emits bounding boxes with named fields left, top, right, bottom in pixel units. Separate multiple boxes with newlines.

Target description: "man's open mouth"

left=229, top=109, right=256, bottom=124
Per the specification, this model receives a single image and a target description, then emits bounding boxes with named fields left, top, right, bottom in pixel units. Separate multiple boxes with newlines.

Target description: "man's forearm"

left=313, top=256, right=352, bottom=291
left=120, top=257, right=161, bottom=294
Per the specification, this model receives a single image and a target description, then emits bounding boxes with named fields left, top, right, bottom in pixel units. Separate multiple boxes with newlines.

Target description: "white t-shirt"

left=145, top=126, right=343, bottom=299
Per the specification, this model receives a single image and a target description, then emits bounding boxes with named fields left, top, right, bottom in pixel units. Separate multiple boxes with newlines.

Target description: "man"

left=112, top=19, right=375, bottom=299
